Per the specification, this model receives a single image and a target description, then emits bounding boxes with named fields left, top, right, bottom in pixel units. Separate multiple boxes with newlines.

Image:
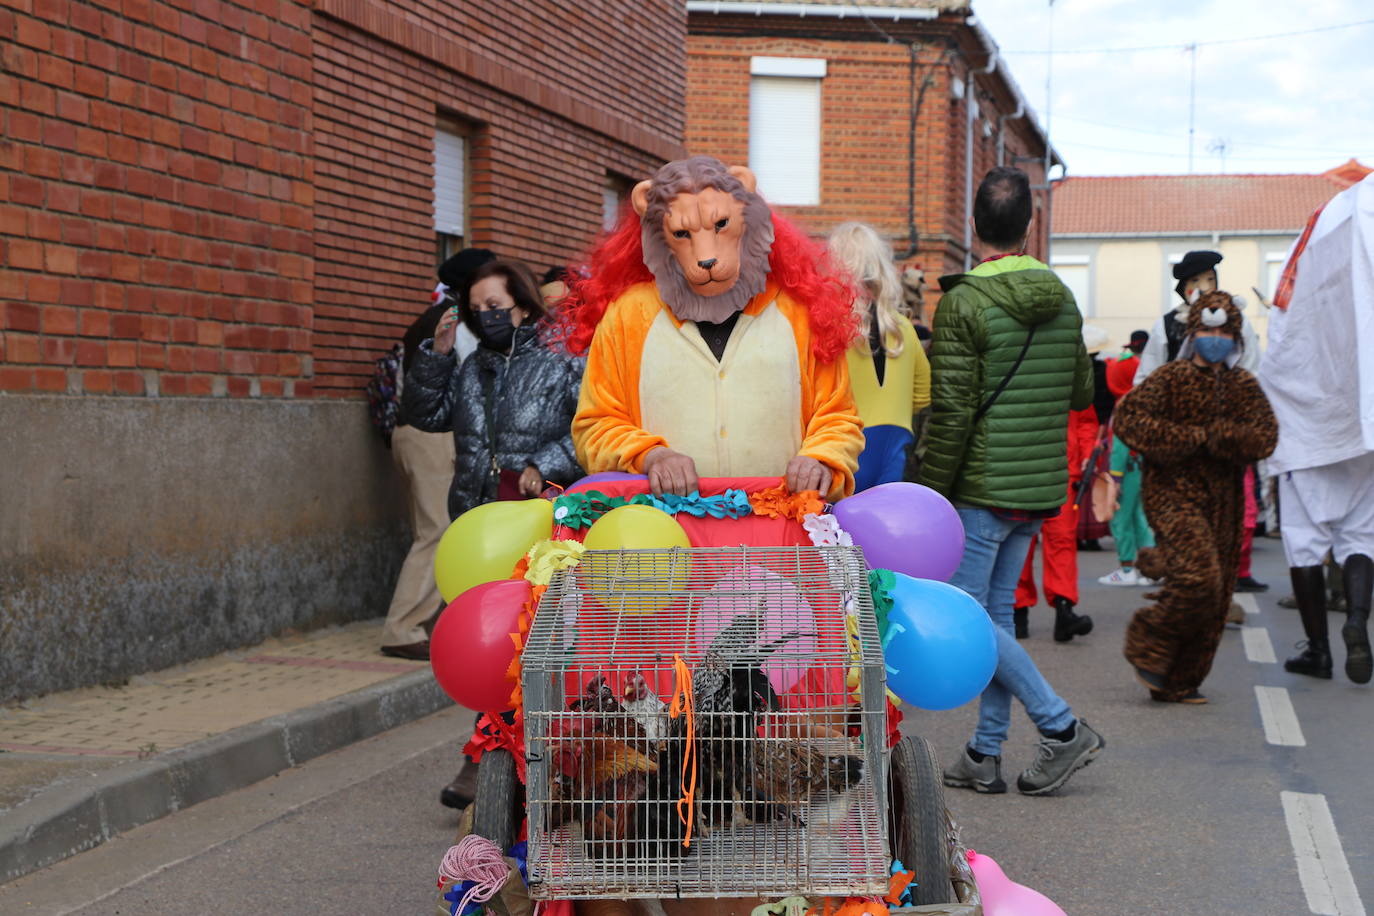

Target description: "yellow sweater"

left=845, top=316, right=931, bottom=431
left=572, top=280, right=863, bottom=500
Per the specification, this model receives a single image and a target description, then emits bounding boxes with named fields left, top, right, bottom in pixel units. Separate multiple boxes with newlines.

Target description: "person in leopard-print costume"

left=1112, top=291, right=1278, bottom=703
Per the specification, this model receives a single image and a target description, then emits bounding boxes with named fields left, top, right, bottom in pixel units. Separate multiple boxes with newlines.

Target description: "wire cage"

left=522, top=545, right=889, bottom=900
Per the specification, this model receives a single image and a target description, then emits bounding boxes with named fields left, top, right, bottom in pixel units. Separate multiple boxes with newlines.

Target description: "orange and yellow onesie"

left=572, top=279, right=863, bottom=501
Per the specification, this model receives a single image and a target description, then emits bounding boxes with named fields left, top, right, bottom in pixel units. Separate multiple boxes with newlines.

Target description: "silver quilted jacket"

left=402, top=326, right=585, bottom=519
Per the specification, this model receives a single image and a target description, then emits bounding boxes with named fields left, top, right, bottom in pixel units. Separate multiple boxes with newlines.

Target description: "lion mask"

left=631, top=155, right=775, bottom=324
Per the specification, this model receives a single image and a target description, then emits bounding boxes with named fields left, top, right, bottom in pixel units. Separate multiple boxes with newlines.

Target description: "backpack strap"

left=973, top=325, right=1036, bottom=423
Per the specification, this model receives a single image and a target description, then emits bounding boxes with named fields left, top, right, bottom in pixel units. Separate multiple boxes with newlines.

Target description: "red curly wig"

left=553, top=202, right=857, bottom=363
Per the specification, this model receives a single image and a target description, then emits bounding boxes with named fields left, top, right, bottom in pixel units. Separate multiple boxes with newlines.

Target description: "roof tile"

left=1052, top=160, right=1371, bottom=235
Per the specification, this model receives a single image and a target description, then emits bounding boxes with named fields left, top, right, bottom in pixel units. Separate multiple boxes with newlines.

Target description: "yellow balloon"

left=434, top=499, right=554, bottom=602
left=581, top=505, right=691, bottom=615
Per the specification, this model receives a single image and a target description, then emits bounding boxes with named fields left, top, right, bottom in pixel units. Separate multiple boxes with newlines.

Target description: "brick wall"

left=1, top=0, right=315, bottom=397
left=308, top=0, right=684, bottom=394
left=2, top=0, right=686, bottom=397
left=685, top=15, right=1050, bottom=314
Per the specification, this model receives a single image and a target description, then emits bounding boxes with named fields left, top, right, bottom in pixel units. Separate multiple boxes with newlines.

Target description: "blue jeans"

left=950, top=507, right=1076, bottom=757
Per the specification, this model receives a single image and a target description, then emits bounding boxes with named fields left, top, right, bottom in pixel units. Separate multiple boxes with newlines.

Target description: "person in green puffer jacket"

left=924, top=167, right=1105, bottom=798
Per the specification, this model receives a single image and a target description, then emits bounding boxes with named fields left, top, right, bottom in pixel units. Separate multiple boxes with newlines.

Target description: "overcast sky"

left=971, top=0, right=1374, bottom=176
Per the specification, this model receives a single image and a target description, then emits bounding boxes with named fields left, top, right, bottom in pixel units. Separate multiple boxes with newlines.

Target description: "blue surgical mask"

left=1194, top=336, right=1235, bottom=364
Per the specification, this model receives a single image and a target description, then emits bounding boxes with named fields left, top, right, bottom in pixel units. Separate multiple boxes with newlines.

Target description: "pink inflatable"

left=693, top=567, right=818, bottom=694
left=967, top=850, right=1067, bottom=916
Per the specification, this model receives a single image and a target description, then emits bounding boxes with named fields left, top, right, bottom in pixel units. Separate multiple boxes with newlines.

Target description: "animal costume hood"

left=563, top=157, right=863, bottom=499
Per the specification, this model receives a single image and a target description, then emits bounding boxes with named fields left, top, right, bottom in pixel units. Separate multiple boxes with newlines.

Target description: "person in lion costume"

left=559, top=155, right=863, bottom=501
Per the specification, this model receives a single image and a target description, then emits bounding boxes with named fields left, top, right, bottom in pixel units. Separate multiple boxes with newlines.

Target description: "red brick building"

left=685, top=0, right=1058, bottom=318
left=0, top=0, right=685, bottom=700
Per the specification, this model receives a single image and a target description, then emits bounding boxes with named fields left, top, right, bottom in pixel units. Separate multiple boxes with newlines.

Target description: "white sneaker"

left=1098, top=568, right=1140, bottom=586
left=1137, top=574, right=1160, bottom=587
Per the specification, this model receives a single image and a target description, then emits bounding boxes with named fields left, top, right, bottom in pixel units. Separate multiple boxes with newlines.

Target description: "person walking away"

left=920, top=166, right=1105, bottom=796
left=403, top=258, right=586, bottom=809
left=379, top=248, right=491, bottom=661
left=1259, top=175, right=1374, bottom=683
left=1112, top=291, right=1277, bottom=703
left=1013, top=401, right=1098, bottom=640
left=1098, top=432, right=1156, bottom=587
left=828, top=222, right=931, bottom=491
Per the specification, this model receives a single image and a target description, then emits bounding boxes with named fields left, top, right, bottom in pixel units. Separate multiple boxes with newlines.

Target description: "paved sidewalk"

left=0, top=620, right=454, bottom=884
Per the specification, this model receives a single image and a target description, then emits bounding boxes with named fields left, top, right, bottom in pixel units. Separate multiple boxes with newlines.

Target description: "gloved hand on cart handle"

left=643, top=446, right=699, bottom=497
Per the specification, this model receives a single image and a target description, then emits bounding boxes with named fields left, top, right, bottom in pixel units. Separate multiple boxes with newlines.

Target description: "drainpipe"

left=996, top=100, right=1024, bottom=166
left=962, top=48, right=998, bottom=270
left=898, top=42, right=919, bottom=259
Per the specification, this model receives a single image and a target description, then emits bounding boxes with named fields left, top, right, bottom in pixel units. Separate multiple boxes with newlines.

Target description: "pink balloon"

left=693, top=567, right=818, bottom=694
left=967, top=850, right=1067, bottom=916
left=832, top=482, right=965, bottom=581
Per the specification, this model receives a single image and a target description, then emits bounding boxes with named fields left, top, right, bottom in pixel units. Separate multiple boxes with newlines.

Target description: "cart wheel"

left=471, top=749, right=522, bottom=854
left=889, top=735, right=954, bottom=905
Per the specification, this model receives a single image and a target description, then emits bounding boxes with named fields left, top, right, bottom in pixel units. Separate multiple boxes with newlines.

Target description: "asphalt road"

left=2, top=536, right=1369, bottom=915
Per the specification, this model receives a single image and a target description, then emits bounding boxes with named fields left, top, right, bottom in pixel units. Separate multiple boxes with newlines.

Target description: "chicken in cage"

left=519, top=545, right=892, bottom=901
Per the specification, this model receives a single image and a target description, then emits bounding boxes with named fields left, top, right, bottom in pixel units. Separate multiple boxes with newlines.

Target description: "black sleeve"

left=403, top=303, right=450, bottom=374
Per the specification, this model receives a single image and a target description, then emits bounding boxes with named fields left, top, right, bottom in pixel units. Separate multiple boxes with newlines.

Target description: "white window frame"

left=748, top=57, right=824, bottom=207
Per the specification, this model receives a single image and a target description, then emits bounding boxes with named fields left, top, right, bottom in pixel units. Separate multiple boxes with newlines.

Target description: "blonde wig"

left=827, top=222, right=905, bottom=358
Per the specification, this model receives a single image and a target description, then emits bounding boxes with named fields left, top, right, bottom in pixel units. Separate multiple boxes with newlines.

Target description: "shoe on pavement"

left=1343, top=619, right=1372, bottom=685
left=1098, top=568, right=1141, bottom=587
left=1178, top=690, right=1208, bottom=704
left=1014, top=606, right=1029, bottom=640
left=1133, top=665, right=1166, bottom=693
left=380, top=640, right=430, bottom=661
left=1226, top=602, right=1246, bottom=627
left=1236, top=576, right=1269, bottom=593
left=1284, top=640, right=1333, bottom=679
left=943, top=746, right=1007, bottom=794
left=1052, top=597, right=1093, bottom=643
left=440, top=759, right=479, bottom=809
left=1278, top=593, right=1298, bottom=609
left=1017, top=719, right=1106, bottom=796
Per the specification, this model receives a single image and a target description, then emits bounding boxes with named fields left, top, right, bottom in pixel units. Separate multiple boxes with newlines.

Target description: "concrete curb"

left=0, top=669, right=451, bottom=884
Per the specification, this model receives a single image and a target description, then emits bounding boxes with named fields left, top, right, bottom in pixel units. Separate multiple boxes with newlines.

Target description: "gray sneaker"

left=1016, top=719, right=1105, bottom=796
left=943, top=746, right=1007, bottom=794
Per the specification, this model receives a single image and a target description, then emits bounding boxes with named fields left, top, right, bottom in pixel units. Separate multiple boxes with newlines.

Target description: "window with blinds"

left=433, top=127, right=466, bottom=239
left=748, top=58, right=824, bottom=207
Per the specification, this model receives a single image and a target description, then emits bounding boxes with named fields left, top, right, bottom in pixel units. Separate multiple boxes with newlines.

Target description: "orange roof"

left=1052, top=160, right=1371, bottom=235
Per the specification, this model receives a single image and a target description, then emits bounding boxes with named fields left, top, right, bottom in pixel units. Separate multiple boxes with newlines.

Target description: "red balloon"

left=430, top=578, right=531, bottom=711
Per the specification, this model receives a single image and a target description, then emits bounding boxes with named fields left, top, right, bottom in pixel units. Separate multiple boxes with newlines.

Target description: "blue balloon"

left=883, top=573, right=997, bottom=711
left=568, top=471, right=646, bottom=491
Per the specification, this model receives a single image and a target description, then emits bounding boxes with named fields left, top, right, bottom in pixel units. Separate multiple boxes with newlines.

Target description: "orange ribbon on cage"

left=667, top=653, right=697, bottom=848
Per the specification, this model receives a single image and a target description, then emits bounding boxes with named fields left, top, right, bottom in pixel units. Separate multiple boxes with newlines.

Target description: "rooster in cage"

left=636, top=609, right=822, bottom=853
left=546, top=675, right=664, bottom=856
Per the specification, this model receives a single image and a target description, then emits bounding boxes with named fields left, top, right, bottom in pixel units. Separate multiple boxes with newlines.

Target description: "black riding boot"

left=1014, top=606, right=1029, bottom=640
left=1341, top=554, right=1373, bottom=684
left=1053, top=596, right=1093, bottom=643
left=1284, top=565, right=1332, bottom=678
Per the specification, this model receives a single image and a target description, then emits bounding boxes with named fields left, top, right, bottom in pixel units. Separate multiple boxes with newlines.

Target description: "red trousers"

left=1016, top=483, right=1081, bottom=608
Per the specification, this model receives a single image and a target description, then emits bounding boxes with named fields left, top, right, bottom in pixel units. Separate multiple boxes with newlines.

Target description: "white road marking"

left=1256, top=685, right=1306, bottom=746
left=1242, top=626, right=1278, bottom=664
left=1282, top=791, right=1367, bottom=916
left=1234, top=592, right=1262, bottom=616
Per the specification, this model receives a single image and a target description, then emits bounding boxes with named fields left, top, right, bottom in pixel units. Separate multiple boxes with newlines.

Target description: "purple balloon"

left=832, top=482, right=965, bottom=581
left=568, top=471, right=646, bottom=491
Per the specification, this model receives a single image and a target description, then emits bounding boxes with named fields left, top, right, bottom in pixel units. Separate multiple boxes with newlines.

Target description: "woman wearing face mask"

left=403, top=258, right=585, bottom=522
left=1111, top=291, right=1278, bottom=703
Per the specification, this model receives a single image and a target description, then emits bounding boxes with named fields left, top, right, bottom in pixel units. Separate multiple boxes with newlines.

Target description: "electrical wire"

left=1003, top=15, right=1374, bottom=55
left=1052, top=114, right=1374, bottom=155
